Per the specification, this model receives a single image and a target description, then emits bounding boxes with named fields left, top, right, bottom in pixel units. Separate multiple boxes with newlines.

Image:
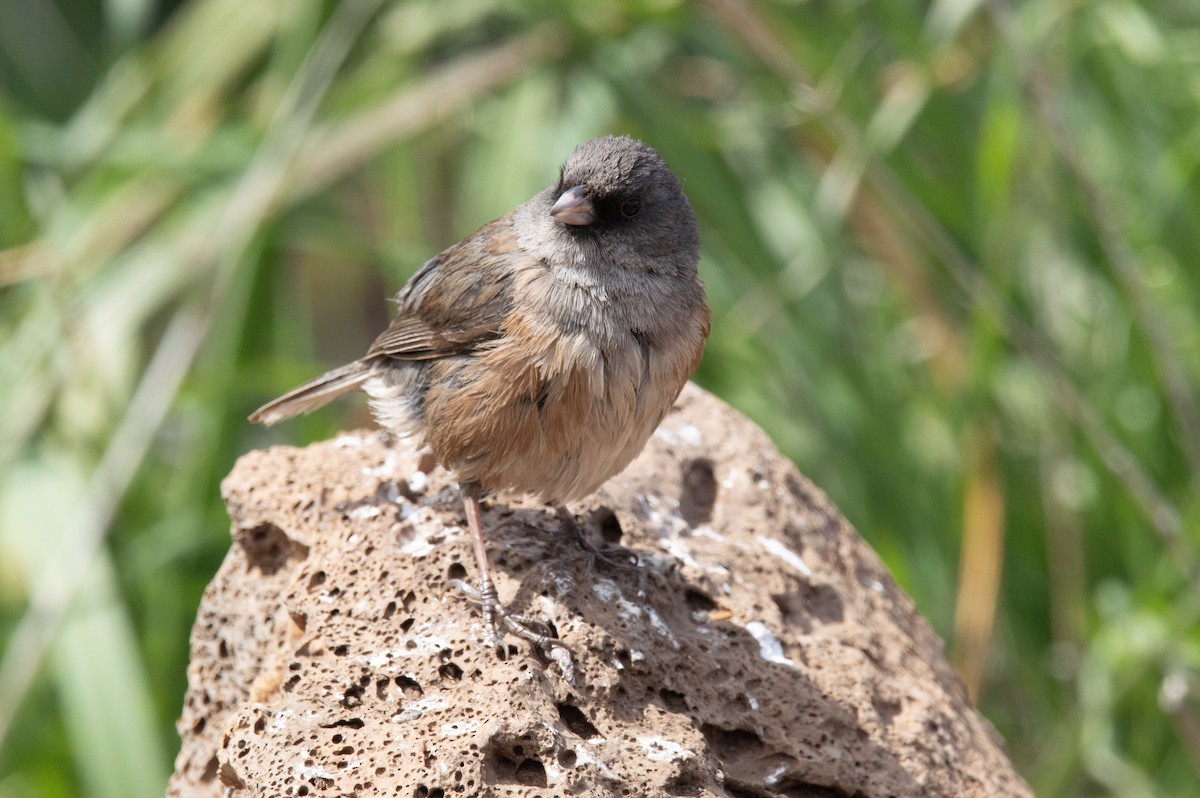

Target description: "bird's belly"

left=421, top=327, right=694, bottom=504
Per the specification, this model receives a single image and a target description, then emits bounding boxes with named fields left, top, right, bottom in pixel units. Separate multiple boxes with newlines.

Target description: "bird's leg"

left=554, top=504, right=639, bottom=569
left=460, top=484, right=502, bottom=641
left=455, top=484, right=574, bottom=675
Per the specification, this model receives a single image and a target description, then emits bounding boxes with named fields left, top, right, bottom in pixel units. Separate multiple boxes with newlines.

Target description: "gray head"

left=530, top=136, right=700, bottom=276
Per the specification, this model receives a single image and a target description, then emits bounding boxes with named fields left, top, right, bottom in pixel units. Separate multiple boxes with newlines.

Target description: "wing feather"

left=366, top=217, right=519, bottom=361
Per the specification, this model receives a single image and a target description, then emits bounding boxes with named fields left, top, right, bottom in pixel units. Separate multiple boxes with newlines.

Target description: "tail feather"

left=249, top=360, right=372, bottom=426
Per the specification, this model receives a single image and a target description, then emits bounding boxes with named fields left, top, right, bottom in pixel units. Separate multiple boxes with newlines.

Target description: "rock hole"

left=484, top=744, right=547, bottom=787
left=383, top=601, right=397, bottom=620
left=771, top=593, right=795, bottom=623
left=438, top=662, right=464, bottom=681
left=240, top=522, right=308, bottom=575
left=376, top=678, right=390, bottom=700
left=217, top=639, right=229, bottom=658
left=679, top=458, right=717, bottom=526
left=557, top=748, right=577, bottom=768
left=319, top=717, right=364, bottom=729
left=252, top=715, right=266, bottom=733
left=446, top=562, right=468, bottom=582
left=333, top=644, right=350, bottom=656
left=340, top=684, right=365, bottom=708
left=284, top=675, right=301, bottom=692
left=396, top=675, right=423, bottom=697
left=805, top=583, right=845, bottom=624
left=659, top=688, right=688, bottom=713
left=684, top=588, right=717, bottom=614
left=666, top=772, right=705, bottom=796
left=218, top=759, right=247, bottom=789
left=873, top=693, right=901, bottom=728
left=289, top=610, right=308, bottom=632
left=700, top=723, right=766, bottom=759
left=306, top=571, right=327, bottom=592
left=513, top=758, right=547, bottom=786
left=400, top=618, right=415, bottom=632
left=556, top=702, right=600, bottom=739
left=594, top=508, right=623, bottom=544
left=200, top=754, right=219, bottom=782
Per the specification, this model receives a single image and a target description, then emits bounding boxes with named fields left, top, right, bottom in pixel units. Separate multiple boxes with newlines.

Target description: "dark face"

left=544, top=136, right=700, bottom=274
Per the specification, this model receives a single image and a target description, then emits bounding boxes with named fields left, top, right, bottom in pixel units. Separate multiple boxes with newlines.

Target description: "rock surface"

left=169, top=383, right=1031, bottom=797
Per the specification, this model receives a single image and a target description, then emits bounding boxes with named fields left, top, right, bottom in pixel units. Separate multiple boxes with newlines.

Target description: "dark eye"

left=620, top=198, right=641, bottom=217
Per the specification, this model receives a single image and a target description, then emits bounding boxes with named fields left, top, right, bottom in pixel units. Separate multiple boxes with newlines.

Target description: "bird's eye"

left=620, top=198, right=641, bottom=217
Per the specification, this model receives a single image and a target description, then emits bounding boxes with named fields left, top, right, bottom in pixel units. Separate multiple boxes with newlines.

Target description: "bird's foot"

left=555, top=506, right=640, bottom=569
left=451, top=576, right=576, bottom=684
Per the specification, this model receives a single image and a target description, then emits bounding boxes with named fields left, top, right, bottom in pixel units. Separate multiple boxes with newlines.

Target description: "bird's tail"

left=249, top=360, right=372, bottom=426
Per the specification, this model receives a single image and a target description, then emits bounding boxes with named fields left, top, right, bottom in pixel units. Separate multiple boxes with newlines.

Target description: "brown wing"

left=365, top=217, right=519, bottom=362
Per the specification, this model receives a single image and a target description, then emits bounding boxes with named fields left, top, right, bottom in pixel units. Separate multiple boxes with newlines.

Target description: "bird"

left=250, top=135, right=709, bottom=659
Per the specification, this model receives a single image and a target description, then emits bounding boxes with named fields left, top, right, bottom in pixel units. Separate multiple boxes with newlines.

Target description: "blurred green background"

left=2, top=0, right=1199, bottom=795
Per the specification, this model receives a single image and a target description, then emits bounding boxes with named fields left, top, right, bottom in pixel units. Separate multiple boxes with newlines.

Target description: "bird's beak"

left=550, top=185, right=595, bottom=226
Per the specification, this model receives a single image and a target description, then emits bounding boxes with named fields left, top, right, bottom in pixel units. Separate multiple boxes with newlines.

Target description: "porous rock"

left=169, top=383, right=1031, bottom=797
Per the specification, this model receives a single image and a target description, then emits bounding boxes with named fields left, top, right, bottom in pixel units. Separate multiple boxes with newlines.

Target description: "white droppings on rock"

left=407, top=470, right=428, bottom=495
left=644, top=605, right=678, bottom=648
left=758, top=536, right=813, bottom=578
left=398, top=522, right=442, bottom=558
left=592, top=580, right=677, bottom=646
left=297, top=760, right=341, bottom=780
left=391, top=694, right=448, bottom=723
left=746, top=620, right=798, bottom=668
left=654, top=422, right=702, bottom=448
left=572, top=742, right=614, bottom=774
left=361, top=451, right=399, bottom=478
left=347, top=505, right=381, bottom=521
left=635, top=494, right=688, bottom=537
left=537, top=594, right=560, bottom=618
left=659, top=535, right=701, bottom=569
left=270, top=710, right=293, bottom=732
left=440, top=719, right=478, bottom=737
left=550, top=572, right=575, bottom=596
left=638, top=736, right=695, bottom=764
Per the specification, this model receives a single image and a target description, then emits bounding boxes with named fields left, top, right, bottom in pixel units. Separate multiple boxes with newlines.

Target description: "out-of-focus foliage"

left=1, top=0, right=1198, bottom=795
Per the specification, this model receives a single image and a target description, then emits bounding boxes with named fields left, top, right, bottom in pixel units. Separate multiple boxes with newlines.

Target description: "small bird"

left=250, top=135, right=709, bottom=656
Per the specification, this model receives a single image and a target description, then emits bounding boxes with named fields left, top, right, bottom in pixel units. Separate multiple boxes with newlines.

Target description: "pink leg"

left=456, top=484, right=575, bottom=677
